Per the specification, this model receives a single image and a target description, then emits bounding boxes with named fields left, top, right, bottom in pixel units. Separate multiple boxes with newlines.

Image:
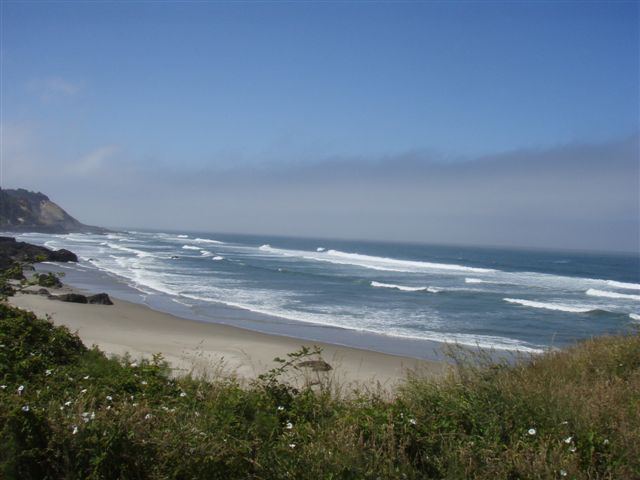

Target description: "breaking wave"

left=193, top=238, right=224, bottom=244
left=371, top=281, right=440, bottom=293
left=604, top=281, right=640, bottom=291
left=258, top=245, right=494, bottom=273
left=503, top=298, right=600, bottom=313
left=182, top=245, right=201, bottom=251
left=586, top=289, right=640, bottom=301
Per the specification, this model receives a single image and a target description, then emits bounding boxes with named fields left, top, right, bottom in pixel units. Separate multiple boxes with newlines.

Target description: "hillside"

left=0, top=188, right=106, bottom=234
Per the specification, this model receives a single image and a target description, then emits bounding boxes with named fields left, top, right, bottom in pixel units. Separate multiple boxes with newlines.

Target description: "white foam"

left=371, top=281, right=431, bottom=292
left=193, top=238, right=224, bottom=244
left=182, top=245, right=201, bottom=251
left=177, top=234, right=189, bottom=238
left=259, top=245, right=494, bottom=273
left=586, top=289, right=640, bottom=301
left=504, top=298, right=599, bottom=313
left=630, top=313, right=640, bottom=321
left=200, top=250, right=213, bottom=257
left=212, top=256, right=224, bottom=261
left=106, top=242, right=154, bottom=258
left=316, top=247, right=326, bottom=252
left=605, top=280, right=640, bottom=290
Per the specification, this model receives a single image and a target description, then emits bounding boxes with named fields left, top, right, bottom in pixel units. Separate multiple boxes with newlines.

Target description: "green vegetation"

left=33, top=271, right=64, bottom=288
left=0, top=303, right=638, bottom=479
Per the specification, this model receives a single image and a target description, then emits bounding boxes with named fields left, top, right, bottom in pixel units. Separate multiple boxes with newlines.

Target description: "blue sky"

left=1, top=1, right=639, bottom=251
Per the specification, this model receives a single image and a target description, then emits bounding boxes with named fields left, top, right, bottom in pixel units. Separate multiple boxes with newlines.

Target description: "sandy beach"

left=8, top=287, right=447, bottom=388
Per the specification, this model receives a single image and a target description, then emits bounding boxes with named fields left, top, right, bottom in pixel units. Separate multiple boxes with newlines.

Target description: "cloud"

left=27, top=76, right=81, bottom=102
left=1, top=124, right=637, bottom=252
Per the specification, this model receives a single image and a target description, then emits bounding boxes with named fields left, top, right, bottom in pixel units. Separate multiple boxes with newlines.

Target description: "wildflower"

left=72, top=425, right=78, bottom=435
left=286, top=422, right=293, bottom=430
left=141, top=380, right=147, bottom=385
left=145, top=413, right=153, bottom=420
left=106, top=395, right=113, bottom=401
left=603, top=439, right=610, bottom=445
left=21, top=405, right=30, bottom=412
left=64, top=401, right=72, bottom=407
left=560, top=470, right=567, bottom=477
left=409, top=418, right=417, bottom=425
left=289, top=443, right=296, bottom=449
left=560, top=421, right=569, bottom=425
left=80, top=389, right=87, bottom=394
left=527, top=428, right=536, bottom=436
left=17, top=385, right=24, bottom=395
left=132, top=403, right=138, bottom=407
left=179, top=392, right=187, bottom=397
left=45, top=369, right=52, bottom=376
left=0, top=385, right=6, bottom=389
left=106, top=405, right=111, bottom=410
left=194, top=411, right=200, bottom=417
left=564, top=436, right=573, bottom=444
left=130, top=362, right=138, bottom=368
left=277, top=406, right=285, bottom=411
left=83, top=375, right=90, bottom=380
left=569, top=446, right=577, bottom=453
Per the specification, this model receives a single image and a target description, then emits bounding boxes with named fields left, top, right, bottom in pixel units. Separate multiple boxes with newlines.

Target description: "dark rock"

left=0, top=236, right=78, bottom=269
left=48, top=249, right=78, bottom=262
left=87, top=293, right=113, bottom=305
left=36, top=272, right=63, bottom=288
left=49, top=293, right=88, bottom=304
left=298, top=360, right=333, bottom=372
left=38, top=288, right=50, bottom=296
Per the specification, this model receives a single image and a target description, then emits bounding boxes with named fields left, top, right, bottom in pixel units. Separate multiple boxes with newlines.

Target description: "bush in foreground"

left=0, top=304, right=638, bottom=479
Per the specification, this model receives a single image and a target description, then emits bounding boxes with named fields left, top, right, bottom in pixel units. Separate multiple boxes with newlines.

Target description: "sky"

left=1, top=1, right=638, bottom=252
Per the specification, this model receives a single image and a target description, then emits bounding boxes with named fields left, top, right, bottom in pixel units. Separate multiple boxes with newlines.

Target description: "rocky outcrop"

left=49, top=292, right=113, bottom=305
left=0, top=188, right=106, bottom=234
left=0, top=236, right=78, bottom=270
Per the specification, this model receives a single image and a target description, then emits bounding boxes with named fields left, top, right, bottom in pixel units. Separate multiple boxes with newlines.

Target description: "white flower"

left=288, top=443, right=296, bottom=449
left=141, top=381, right=147, bottom=385
left=569, top=446, right=577, bottom=453
left=560, top=470, right=567, bottom=477
left=64, top=401, right=72, bottom=406
left=130, top=362, right=138, bottom=368
left=560, top=421, right=569, bottom=425
left=83, top=375, right=90, bottom=380
left=17, top=385, right=24, bottom=395
left=72, top=425, right=78, bottom=435
left=45, top=369, right=52, bottom=376
left=80, top=389, right=87, bottom=394
left=409, top=418, right=417, bottom=425
left=132, top=403, right=138, bottom=407
left=285, top=422, right=293, bottom=430
left=527, top=428, right=536, bottom=436
left=564, top=436, right=573, bottom=444
left=0, top=385, right=6, bottom=389
left=603, top=439, right=609, bottom=445
left=179, top=392, right=187, bottom=397
left=106, top=405, right=112, bottom=410
left=21, top=405, right=30, bottom=412
left=277, top=406, right=285, bottom=411
left=90, top=412, right=95, bottom=420
left=145, top=413, right=153, bottom=420
left=106, top=395, right=113, bottom=401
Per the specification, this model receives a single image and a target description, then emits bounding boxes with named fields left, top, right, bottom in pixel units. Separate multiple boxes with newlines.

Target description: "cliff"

left=0, top=188, right=106, bottom=234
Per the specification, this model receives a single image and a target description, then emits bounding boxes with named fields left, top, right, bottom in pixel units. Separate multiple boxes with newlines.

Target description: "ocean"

left=9, top=230, right=640, bottom=360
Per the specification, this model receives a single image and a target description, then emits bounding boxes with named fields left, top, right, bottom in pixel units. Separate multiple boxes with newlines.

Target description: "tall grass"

left=1, top=303, right=638, bottom=479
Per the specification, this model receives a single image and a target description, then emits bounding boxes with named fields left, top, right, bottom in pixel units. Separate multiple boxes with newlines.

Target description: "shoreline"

left=8, top=285, right=448, bottom=387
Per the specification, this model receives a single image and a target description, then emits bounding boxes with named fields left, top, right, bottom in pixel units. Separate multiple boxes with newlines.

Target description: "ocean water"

left=8, top=230, right=640, bottom=359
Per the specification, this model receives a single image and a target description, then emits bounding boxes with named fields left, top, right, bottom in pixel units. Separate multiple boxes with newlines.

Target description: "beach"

left=8, top=286, right=447, bottom=387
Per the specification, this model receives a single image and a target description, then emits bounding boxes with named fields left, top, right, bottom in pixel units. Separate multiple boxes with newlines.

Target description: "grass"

left=0, top=303, right=638, bottom=479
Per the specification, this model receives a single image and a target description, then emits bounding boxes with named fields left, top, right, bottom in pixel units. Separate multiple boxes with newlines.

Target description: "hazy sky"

left=1, top=1, right=638, bottom=252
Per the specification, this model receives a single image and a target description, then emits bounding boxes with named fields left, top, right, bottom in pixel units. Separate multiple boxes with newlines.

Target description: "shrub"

left=0, top=303, right=638, bottom=479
